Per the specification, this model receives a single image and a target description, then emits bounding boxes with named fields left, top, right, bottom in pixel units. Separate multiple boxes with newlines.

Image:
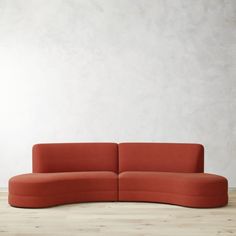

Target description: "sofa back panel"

left=119, top=143, right=204, bottom=173
left=33, top=143, right=118, bottom=173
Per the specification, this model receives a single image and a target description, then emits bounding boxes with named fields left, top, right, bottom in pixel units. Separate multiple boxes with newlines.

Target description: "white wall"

left=0, top=0, right=235, bottom=187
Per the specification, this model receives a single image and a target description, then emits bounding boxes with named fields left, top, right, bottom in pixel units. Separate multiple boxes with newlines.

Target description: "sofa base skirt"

left=8, top=191, right=228, bottom=208
left=119, top=191, right=228, bottom=208
left=9, top=191, right=117, bottom=208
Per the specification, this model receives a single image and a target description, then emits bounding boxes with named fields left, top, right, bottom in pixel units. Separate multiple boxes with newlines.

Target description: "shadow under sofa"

left=8, top=143, right=228, bottom=208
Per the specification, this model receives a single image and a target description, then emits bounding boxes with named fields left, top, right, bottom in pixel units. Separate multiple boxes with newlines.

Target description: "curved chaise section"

left=118, top=143, right=228, bottom=208
left=119, top=171, right=228, bottom=208
left=9, top=171, right=118, bottom=208
left=8, top=143, right=118, bottom=208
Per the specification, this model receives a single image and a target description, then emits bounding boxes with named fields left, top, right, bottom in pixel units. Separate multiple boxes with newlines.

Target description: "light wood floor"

left=0, top=191, right=236, bottom=236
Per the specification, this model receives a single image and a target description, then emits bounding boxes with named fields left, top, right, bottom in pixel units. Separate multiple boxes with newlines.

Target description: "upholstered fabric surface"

left=9, top=171, right=118, bottom=208
left=119, top=143, right=204, bottom=173
left=33, top=143, right=118, bottom=173
left=119, top=171, right=228, bottom=208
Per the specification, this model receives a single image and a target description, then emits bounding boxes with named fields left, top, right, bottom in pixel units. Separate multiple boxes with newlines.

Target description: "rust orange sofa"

left=9, top=143, right=228, bottom=208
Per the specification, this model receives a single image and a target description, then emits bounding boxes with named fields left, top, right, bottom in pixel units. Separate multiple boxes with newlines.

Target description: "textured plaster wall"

left=0, top=0, right=235, bottom=187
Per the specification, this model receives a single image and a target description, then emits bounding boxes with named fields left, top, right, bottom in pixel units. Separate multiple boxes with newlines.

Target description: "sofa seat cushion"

left=9, top=171, right=118, bottom=208
left=119, top=171, right=228, bottom=208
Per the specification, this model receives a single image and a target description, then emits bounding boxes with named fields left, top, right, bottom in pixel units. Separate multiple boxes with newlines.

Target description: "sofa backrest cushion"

left=33, top=143, right=118, bottom=173
left=119, top=143, right=204, bottom=173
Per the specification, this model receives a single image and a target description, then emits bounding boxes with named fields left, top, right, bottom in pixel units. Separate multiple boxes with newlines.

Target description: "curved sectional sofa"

left=9, top=143, right=228, bottom=208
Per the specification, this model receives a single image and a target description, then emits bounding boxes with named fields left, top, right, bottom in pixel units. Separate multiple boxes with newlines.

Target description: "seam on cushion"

left=9, top=190, right=117, bottom=197
left=12, top=178, right=117, bottom=185
left=9, top=190, right=117, bottom=198
left=119, top=190, right=227, bottom=198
